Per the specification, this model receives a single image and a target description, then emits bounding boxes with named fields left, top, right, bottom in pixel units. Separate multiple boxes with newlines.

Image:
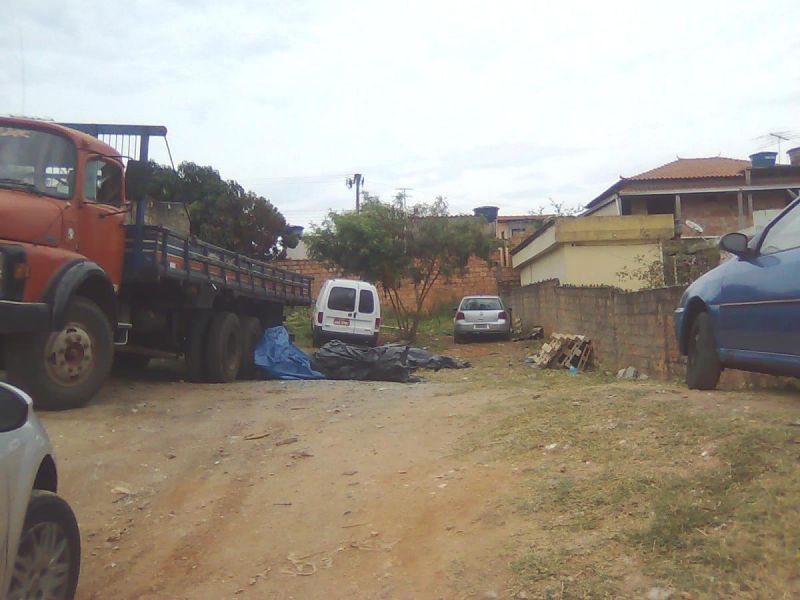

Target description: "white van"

left=312, top=279, right=381, bottom=346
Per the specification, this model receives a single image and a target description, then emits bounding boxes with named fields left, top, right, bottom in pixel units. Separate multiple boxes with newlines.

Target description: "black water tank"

left=473, top=206, right=499, bottom=222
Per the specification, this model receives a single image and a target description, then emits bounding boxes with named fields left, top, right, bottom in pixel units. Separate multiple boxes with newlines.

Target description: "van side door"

left=353, top=284, right=378, bottom=339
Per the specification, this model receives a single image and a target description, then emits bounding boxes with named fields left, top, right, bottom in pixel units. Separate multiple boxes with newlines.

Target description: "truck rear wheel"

left=238, top=316, right=263, bottom=379
left=206, top=312, right=242, bottom=383
left=6, top=297, right=113, bottom=410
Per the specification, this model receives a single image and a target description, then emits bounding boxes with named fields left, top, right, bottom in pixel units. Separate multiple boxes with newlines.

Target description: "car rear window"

left=358, top=289, right=375, bottom=314
left=461, top=298, right=502, bottom=311
left=327, top=286, right=356, bottom=311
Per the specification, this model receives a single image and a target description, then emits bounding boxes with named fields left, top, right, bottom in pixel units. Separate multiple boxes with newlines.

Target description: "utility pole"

left=395, top=187, right=413, bottom=210
left=346, top=174, right=364, bottom=212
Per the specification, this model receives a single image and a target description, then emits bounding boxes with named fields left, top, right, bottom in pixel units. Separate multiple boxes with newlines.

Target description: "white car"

left=0, top=382, right=80, bottom=600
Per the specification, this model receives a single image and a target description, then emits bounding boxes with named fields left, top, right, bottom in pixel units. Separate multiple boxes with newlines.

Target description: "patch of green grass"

left=283, top=306, right=313, bottom=349
left=511, top=546, right=620, bottom=599
left=631, top=428, right=800, bottom=595
left=459, top=373, right=800, bottom=598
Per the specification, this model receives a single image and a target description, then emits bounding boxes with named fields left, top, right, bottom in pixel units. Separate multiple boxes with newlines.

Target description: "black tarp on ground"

left=393, top=344, right=471, bottom=371
left=312, top=341, right=470, bottom=382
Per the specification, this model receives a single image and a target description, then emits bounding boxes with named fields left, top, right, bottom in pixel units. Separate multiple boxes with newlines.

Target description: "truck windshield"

left=0, top=126, right=77, bottom=199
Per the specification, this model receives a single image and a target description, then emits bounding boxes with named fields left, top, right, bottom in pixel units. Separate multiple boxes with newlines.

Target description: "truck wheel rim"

left=44, top=323, right=94, bottom=386
left=8, top=522, right=72, bottom=600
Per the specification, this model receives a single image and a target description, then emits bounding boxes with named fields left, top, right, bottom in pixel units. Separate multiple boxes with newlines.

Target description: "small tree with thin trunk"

left=305, top=197, right=497, bottom=340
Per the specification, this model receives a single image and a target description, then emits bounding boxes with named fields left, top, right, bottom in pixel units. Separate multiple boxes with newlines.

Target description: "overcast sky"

left=2, top=0, right=799, bottom=227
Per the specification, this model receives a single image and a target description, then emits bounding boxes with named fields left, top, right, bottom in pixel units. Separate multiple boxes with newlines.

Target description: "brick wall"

left=275, top=255, right=502, bottom=313
left=628, top=190, right=793, bottom=238
left=511, top=280, right=792, bottom=388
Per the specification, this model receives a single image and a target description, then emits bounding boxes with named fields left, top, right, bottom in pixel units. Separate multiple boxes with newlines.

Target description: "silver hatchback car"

left=0, top=382, right=81, bottom=600
left=453, top=296, right=512, bottom=343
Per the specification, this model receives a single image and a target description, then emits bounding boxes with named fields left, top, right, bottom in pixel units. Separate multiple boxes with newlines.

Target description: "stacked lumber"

left=529, top=333, right=593, bottom=371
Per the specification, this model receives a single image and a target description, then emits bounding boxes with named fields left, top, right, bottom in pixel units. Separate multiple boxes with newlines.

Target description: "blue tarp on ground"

left=254, top=326, right=325, bottom=380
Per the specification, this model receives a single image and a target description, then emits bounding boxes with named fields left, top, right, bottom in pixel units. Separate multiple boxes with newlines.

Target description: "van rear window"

left=358, top=289, right=375, bottom=314
left=328, top=286, right=356, bottom=311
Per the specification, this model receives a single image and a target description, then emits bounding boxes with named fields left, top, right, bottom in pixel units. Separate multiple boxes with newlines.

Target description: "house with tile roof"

left=582, top=155, right=800, bottom=237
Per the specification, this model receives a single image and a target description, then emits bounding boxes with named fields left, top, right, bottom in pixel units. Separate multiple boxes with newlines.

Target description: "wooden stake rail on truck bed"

left=124, top=225, right=312, bottom=304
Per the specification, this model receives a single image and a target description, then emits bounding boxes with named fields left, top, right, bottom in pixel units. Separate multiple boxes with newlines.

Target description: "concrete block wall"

left=511, top=280, right=686, bottom=378
left=511, top=281, right=791, bottom=387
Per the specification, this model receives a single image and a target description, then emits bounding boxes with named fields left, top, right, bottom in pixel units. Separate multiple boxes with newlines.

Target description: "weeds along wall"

left=510, top=280, right=794, bottom=388
left=511, top=280, right=687, bottom=378
left=274, top=256, right=515, bottom=314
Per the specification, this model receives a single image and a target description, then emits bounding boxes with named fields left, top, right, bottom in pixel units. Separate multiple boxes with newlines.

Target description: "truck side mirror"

left=125, top=159, right=149, bottom=204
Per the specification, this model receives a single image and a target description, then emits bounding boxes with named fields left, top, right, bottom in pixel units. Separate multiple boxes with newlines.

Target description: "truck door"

left=76, top=157, right=127, bottom=286
left=353, top=285, right=377, bottom=338
left=323, top=284, right=357, bottom=336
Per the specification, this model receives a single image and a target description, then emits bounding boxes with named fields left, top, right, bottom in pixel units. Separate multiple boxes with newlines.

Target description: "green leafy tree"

left=305, top=197, right=497, bottom=340
left=146, top=161, right=299, bottom=259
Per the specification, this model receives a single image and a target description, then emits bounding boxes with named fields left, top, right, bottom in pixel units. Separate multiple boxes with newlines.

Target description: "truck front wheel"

left=6, top=297, right=113, bottom=410
left=206, top=312, right=242, bottom=383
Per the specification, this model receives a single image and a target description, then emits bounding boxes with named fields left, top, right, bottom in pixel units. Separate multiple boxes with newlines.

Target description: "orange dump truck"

left=0, top=117, right=312, bottom=409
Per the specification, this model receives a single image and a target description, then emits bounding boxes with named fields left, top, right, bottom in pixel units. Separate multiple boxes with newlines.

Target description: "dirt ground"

left=39, top=339, right=800, bottom=600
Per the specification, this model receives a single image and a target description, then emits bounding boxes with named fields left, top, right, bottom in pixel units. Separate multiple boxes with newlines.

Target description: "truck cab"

left=0, top=118, right=128, bottom=409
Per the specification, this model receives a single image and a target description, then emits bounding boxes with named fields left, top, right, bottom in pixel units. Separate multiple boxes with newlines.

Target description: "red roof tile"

left=625, top=157, right=750, bottom=181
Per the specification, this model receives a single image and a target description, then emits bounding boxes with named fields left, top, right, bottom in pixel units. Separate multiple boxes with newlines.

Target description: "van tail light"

left=498, top=311, right=508, bottom=320
left=317, top=311, right=323, bottom=324
left=456, top=311, right=465, bottom=321
left=375, top=317, right=381, bottom=330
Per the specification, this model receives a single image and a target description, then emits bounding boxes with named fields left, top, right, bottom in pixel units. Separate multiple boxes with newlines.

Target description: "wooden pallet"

left=530, top=333, right=593, bottom=371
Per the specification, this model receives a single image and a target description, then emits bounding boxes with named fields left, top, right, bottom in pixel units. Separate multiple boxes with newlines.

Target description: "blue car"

left=674, top=197, right=800, bottom=389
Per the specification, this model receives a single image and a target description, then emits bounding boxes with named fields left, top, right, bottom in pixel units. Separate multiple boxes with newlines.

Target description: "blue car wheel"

left=686, top=312, right=722, bottom=390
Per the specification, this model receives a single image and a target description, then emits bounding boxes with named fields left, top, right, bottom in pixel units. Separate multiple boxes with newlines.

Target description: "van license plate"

left=334, top=318, right=350, bottom=326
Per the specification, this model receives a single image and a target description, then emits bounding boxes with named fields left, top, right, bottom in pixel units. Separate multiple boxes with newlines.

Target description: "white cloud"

left=2, top=0, right=798, bottom=226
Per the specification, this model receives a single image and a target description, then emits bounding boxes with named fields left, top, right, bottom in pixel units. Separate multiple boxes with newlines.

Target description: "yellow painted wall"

left=511, top=224, right=557, bottom=270
left=587, top=201, right=619, bottom=216
left=563, top=242, right=662, bottom=290
left=518, top=242, right=662, bottom=290
left=519, top=247, right=568, bottom=286
left=557, top=214, right=674, bottom=242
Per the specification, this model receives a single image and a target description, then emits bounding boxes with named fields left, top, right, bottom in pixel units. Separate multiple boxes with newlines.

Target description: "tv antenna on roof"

left=754, top=131, right=800, bottom=163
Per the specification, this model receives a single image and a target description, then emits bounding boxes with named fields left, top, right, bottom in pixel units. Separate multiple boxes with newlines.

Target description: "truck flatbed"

left=124, top=225, right=312, bottom=305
